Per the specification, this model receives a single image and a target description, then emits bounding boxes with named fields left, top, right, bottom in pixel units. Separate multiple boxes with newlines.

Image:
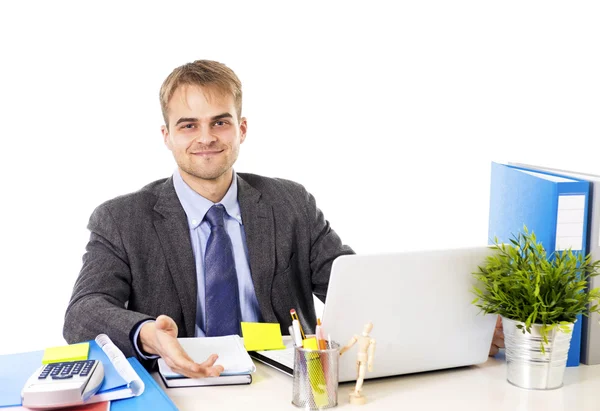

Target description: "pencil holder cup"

left=292, top=342, right=340, bottom=410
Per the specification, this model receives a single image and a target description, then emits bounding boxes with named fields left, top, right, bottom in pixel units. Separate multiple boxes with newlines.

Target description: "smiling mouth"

left=192, top=150, right=223, bottom=156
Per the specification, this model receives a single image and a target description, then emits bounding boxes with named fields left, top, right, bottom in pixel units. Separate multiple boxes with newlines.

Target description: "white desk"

left=153, top=352, right=600, bottom=410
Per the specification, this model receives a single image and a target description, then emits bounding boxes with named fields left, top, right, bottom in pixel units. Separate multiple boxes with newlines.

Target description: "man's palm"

left=150, top=315, right=224, bottom=378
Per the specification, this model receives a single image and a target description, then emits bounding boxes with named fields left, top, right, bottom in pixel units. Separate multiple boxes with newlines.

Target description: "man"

left=63, top=60, right=354, bottom=378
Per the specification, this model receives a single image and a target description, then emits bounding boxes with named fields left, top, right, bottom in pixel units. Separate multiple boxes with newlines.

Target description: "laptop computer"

left=251, top=246, right=498, bottom=382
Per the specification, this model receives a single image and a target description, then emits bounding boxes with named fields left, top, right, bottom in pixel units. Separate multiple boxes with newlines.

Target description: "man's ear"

left=239, top=117, right=248, bottom=144
left=161, top=125, right=172, bottom=150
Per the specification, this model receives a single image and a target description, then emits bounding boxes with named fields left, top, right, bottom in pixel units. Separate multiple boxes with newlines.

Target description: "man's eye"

left=182, top=124, right=196, bottom=129
left=214, top=120, right=228, bottom=127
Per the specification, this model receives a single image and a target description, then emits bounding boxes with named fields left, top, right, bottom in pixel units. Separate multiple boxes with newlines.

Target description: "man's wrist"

left=133, top=320, right=159, bottom=360
left=139, top=321, right=158, bottom=355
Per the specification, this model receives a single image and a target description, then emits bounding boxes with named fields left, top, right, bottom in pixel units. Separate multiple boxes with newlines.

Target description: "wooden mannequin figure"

left=339, top=322, right=376, bottom=405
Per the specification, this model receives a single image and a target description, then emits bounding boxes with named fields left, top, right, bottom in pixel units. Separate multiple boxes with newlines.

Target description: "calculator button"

left=51, top=375, right=74, bottom=380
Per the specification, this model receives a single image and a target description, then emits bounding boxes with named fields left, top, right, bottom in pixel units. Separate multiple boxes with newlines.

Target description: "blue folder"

left=509, top=162, right=600, bottom=365
left=0, top=349, right=44, bottom=408
left=112, top=357, right=178, bottom=411
left=0, top=341, right=176, bottom=409
left=489, top=162, right=591, bottom=366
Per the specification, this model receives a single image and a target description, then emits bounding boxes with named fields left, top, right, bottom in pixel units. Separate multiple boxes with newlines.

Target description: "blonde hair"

left=159, top=60, right=242, bottom=128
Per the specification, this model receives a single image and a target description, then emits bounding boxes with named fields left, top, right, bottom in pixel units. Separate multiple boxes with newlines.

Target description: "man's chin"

left=181, top=166, right=231, bottom=182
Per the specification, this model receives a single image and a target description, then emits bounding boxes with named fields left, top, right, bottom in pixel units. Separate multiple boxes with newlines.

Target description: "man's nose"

left=195, top=125, right=217, bottom=145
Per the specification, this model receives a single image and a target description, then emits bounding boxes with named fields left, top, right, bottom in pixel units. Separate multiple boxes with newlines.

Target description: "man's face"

left=162, top=85, right=246, bottom=183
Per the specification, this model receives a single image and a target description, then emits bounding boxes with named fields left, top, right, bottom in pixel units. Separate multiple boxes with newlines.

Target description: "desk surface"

left=153, top=352, right=600, bottom=410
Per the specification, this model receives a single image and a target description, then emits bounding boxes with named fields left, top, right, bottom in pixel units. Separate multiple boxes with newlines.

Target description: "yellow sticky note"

left=241, top=322, right=286, bottom=351
left=302, top=337, right=318, bottom=350
left=42, top=342, right=90, bottom=364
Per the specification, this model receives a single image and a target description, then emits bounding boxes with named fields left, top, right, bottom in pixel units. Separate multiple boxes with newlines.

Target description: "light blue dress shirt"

left=172, top=169, right=262, bottom=336
left=133, top=170, right=262, bottom=357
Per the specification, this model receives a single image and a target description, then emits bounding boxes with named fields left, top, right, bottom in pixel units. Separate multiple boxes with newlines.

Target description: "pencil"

left=290, top=309, right=306, bottom=340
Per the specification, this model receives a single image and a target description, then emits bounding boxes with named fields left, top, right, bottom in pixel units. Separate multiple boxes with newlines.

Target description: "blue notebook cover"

left=112, top=358, right=178, bottom=411
left=0, top=341, right=176, bottom=409
left=489, top=162, right=591, bottom=367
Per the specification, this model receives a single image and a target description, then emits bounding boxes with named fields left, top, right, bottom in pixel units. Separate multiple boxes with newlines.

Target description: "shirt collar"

left=172, top=169, right=243, bottom=229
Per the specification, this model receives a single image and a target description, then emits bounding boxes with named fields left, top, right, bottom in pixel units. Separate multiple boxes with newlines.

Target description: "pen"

left=315, top=318, right=327, bottom=350
left=291, top=320, right=303, bottom=347
left=288, top=325, right=296, bottom=346
left=290, top=324, right=301, bottom=347
left=290, top=309, right=306, bottom=340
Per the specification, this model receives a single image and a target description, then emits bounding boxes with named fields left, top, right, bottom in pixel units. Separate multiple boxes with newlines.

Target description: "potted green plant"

left=471, top=226, right=600, bottom=390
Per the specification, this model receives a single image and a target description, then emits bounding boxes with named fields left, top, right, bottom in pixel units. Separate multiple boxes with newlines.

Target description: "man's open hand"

left=140, top=315, right=224, bottom=378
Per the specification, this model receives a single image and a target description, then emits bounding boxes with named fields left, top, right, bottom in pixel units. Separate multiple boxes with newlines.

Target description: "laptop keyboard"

left=257, top=346, right=295, bottom=369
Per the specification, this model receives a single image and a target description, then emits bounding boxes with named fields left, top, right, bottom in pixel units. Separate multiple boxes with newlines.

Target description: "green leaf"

left=469, top=226, right=600, bottom=337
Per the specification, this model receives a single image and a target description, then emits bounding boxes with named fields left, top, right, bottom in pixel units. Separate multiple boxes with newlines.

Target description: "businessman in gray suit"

left=63, top=60, right=354, bottom=378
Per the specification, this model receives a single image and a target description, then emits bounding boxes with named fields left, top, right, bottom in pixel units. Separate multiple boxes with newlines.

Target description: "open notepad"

left=157, top=335, right=255, bottom=387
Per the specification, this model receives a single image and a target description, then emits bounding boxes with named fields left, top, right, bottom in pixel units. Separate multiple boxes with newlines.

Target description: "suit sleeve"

left=305, top=190, right=355, bottom=302
left=63, top=204, right=154, bottom=360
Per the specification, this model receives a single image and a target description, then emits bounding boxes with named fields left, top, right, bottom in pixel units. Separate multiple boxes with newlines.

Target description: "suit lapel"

left=237, top=176, right=277, bottom=322
left=153, top=177, right=197, bottom=337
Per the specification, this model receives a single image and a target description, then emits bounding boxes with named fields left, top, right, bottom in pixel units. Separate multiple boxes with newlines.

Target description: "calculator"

left=21, top=359, right=105, bottom=409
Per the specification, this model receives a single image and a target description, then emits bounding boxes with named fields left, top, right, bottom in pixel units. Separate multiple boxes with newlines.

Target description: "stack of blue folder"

left=0, top=341, right=177, bottom=410
left=489, top=162, right=592, bottom=367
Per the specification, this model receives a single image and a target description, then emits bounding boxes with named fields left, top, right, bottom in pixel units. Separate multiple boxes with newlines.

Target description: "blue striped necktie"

left=203, top=204, right=241, bottom=336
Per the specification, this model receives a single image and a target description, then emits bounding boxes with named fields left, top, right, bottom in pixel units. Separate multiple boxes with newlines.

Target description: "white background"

left=0, top=1, right=598, bottom=355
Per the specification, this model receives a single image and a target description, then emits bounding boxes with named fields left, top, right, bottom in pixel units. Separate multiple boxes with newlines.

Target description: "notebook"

left=157, top=335, right=255, bottom=387
left=158, top=372, right=252, bottom=388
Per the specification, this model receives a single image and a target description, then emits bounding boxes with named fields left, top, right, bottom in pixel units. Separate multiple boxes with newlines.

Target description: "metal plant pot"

left=502, top=317, right=574, bottom=390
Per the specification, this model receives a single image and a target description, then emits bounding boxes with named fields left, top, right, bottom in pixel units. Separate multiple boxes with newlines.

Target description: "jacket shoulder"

left=92, top=178, right=169, bottom=218
left=238, top=173, right=309, bottom=202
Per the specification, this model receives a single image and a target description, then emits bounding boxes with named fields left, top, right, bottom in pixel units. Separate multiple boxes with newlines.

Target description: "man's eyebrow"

left=211, top=113, right=233, bottom=121
left=175, top=117, right=198, bottom=126
left=174, top=113, right=233, bottom=126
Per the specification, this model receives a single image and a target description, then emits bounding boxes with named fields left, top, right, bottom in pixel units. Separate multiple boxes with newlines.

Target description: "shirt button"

left=192, top=219, right=198, bottom=225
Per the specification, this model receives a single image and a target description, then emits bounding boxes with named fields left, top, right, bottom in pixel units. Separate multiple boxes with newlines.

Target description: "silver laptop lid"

left=322, top=246, right=497, bottom=382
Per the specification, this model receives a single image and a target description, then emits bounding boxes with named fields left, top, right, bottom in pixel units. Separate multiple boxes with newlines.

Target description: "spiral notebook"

left=157, top=335, right=255, bottom=387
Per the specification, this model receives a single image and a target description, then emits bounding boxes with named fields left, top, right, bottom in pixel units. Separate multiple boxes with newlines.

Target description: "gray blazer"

left=63, top=173, right=354, bottom=360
